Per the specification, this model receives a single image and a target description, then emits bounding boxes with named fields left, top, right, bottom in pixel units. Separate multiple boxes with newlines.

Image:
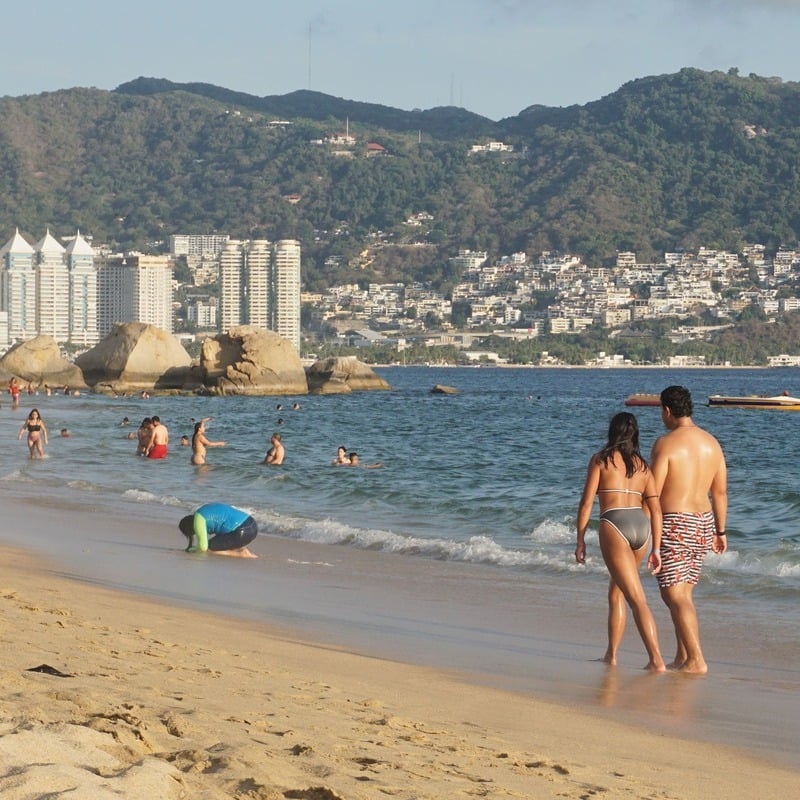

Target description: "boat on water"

left=623, top=393, right=661, bottom=407
left=707, top=394, right=800, bottom=410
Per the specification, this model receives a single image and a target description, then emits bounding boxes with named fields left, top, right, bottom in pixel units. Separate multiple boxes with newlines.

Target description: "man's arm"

left=710, top=452, right=728, bottom=553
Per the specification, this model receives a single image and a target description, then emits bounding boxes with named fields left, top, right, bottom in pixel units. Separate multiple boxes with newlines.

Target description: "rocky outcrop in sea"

left=197, top=326, right=308, bottom=396
left=0, top=335, right=87, bottom=389
left=305, top=356, right=390, bottom=395
left=75, top=322, right=192, bottom=392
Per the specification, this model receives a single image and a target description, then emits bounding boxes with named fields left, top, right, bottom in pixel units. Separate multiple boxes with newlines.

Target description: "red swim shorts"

left=148, top=444, right=168, bottom=459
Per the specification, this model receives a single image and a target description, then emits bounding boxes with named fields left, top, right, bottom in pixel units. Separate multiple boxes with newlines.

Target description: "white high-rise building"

left=219, top=240, right=245, bottom=330
left=0, top=229, right=37, bottom=344
left=245, top=240, right=271, bottom=328
left=271, top=239, right=301, bottom=352
left=215, top=238, right=301, bottom=351
left=35, top=229, right=70, bottom=342
left=0, top=228, right=99, bottom=347
left=65, top=231, right=99, bottom=346
left=97, top=254, right=174, bottom=335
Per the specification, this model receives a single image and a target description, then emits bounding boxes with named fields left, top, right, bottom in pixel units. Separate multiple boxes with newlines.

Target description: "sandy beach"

left=1, top=525, right=798, bottom=800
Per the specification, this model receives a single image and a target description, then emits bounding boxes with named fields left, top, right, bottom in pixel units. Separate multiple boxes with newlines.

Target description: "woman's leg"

left=599, top=525, right=665, bottom=671
left=604, top=579, right=626, bottom=665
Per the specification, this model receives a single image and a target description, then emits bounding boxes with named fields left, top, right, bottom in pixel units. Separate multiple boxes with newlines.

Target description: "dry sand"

left=0, top=546, right=797, bottom=800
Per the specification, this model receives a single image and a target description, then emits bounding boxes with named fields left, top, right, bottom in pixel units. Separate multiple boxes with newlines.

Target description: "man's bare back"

left=651, top=423, right=727, bottom=514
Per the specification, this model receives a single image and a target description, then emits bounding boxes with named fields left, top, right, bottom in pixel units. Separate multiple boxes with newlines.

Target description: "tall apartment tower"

left=65, top=231, right=99, bottom=346
left=271, top=239, right=301, bottom=352
left=35, top=229, right=70, bottom=342
left=245, top=240, right=272, bottom=328
left=216, top=238, right=301, bottom=352
left=97, top=254, right=174, bottom=335
left=218, top=240, right=246, bottom=330
left=0, top=229, right=37, bottom=344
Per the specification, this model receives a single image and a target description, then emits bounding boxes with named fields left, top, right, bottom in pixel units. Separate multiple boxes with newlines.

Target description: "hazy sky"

left=2, top=1, right=799, bottom=119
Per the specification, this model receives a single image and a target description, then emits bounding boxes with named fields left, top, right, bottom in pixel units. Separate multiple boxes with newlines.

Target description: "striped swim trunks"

left=656, top=511, right=715, bottom=589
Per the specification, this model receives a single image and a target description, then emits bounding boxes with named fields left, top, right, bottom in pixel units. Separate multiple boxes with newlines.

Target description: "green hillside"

left=1, top=68, right=799, bottom=289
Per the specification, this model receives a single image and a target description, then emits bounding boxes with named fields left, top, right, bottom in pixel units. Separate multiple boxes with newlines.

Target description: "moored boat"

left=707, top=394, right=800, bottom=410
left=623, top=393, right=661, bottom=407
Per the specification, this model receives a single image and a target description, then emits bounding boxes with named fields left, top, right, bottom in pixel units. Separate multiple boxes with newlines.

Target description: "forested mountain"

left=1, top=68, right=799, bottom=290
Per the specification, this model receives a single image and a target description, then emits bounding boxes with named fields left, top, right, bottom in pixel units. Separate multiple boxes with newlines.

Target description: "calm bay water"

left=2, top=366, right=799, bottom=606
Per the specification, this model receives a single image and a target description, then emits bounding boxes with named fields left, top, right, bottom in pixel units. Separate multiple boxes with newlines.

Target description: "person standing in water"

left=18, top=409, right=48, bottom=459
left=263, top=433, right=285, bottom=465
left=576, top=411, right=665, bottom=672
left=145, top=415, right=169, bottom=459
left=191, top=419, right=225, bottom=465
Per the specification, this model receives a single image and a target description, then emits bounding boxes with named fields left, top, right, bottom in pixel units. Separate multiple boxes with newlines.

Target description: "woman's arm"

left=575, top=457, right=600, bottom=564
left=643, top=472, right=662, bottom=573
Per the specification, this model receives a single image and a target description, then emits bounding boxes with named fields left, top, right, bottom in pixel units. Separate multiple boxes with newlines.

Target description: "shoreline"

left=1, top=542, right=798, bottom=799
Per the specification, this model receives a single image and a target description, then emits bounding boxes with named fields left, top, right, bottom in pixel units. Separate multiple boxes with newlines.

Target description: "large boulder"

left=75, top=323, right=192, bottom=392
left=0, top=335, right=87, bottom=389
left=305, top=356, right=390, bottom=395
left=199, top=326, right=308, bottom=396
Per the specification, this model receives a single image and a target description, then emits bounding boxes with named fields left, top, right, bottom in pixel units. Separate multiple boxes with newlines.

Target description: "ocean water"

left=3, top=366, right=799, bottom=604
left=3, top=366, right=800, bottom=765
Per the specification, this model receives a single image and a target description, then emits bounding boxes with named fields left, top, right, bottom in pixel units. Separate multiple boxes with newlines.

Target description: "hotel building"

left=97, top=254, right=174, bottom=335
left=0, top=228, right=98, bottom=348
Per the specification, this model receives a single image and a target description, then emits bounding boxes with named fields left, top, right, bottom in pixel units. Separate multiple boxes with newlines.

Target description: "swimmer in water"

left=18, top=408, right=48, bottom=458
left=179, top=503, right=258, bottom=558
left=262, top=432, right=285, bottom=465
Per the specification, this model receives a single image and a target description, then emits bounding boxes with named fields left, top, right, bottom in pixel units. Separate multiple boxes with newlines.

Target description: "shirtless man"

left=146, top=415, right=169, bottom=459
left=650, top=386, right=727, bottom=674
left=263, top=432, right=285, bottom=465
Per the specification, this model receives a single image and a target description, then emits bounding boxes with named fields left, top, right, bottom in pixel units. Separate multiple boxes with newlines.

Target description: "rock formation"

left=199, top=326, right=308, bottom=395
left=431, top=384, right=460, bottom=394
left=0, top=335, right=87, bottom=388
left=75, top=323, right=192, bottom=392
left=305, top=356, right=390, bottom=395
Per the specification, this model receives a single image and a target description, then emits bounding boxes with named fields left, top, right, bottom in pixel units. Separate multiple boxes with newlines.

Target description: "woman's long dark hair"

left=597, top=412, right=647, bottom=477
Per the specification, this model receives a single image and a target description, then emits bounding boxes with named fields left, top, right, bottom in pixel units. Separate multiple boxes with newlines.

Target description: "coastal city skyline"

left=0, top=229, right=302, bottom=353
left=1, top=2, right=799, bottom=120
left=2, top=223, right=798, bottom=367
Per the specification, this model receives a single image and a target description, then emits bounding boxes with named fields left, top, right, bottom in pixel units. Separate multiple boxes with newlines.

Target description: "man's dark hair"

left=661, top=385, right=693, bottom=418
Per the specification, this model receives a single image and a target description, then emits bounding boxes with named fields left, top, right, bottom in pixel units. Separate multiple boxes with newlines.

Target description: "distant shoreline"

left=368, top=362, right=772, bottom=369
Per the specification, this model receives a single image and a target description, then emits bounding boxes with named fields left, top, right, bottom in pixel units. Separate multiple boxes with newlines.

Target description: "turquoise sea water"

left=3, top=366, right=800, bottom=602
left=3, top=366, right=800, bottom=765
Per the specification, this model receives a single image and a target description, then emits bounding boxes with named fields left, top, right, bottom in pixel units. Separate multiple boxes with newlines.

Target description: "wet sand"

left=0, top=492, right=798, bottom=797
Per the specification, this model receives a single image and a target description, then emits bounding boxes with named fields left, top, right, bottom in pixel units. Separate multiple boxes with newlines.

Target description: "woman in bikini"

left=575, top=412, right=665, bottom=672
left=136, top=418, right=152, bottom=456
left=191, top=418, right=225, bottom=465
left=18, top=408, right=48, bottom=458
